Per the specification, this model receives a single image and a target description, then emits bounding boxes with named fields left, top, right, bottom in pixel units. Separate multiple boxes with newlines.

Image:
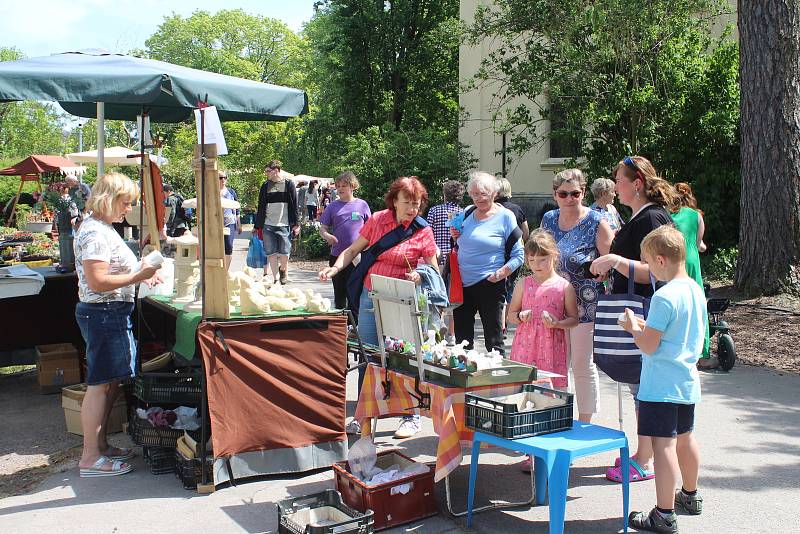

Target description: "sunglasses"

left=555, top=190, right=582, bottom=199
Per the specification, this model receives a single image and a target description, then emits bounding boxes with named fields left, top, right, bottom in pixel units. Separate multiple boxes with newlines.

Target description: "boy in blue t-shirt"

left=618, top=225, right=706, bottom=534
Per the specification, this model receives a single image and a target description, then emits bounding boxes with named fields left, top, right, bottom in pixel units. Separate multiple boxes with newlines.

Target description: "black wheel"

left=718, top=333, right=736, bottom=371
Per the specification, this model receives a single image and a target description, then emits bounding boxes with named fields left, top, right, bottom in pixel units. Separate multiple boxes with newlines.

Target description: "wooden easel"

left=7, top=174, right=46, bottom=225
left=192, top=143, right=229, bottom=319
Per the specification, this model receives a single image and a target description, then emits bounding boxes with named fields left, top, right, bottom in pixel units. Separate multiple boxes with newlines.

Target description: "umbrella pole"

left=96, top=102, right=105, bottom=178
left=200, top=107, right=206, bottom=320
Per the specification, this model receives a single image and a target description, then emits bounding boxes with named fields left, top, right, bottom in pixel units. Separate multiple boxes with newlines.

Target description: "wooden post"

left=141, top=154, right=161, bottom=251
left=192, top=143, right=229, bottom=319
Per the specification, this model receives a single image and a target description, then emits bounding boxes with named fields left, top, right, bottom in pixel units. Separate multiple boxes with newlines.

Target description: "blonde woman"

left=74, top=173, right=161, bottom=477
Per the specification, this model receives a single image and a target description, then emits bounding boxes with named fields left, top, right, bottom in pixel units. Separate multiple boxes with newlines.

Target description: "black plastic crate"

left=134, top=367, right=202, bottom=404
left=465, top=384, right=574, bottom=439
left=174, top=449, right=213, bottom=490
left=278, top=490, right=374, bottom=534
left=129, top=414, right=184, bottom=448
left=144, top=446, right=176, bottom=475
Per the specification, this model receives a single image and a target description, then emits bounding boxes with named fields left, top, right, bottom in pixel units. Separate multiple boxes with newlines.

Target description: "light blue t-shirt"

left=639, top=277, right=707, bottom=404
left=456, top=206, right=524, bottom=287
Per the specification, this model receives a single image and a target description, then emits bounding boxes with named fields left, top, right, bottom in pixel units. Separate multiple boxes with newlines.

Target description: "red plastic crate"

left=333, top=450, right=437, bottom=531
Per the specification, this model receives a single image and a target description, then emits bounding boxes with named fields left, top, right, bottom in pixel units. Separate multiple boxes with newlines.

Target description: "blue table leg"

left=546, top=450, right=570, bottom=534
left=621, top=445, right=630, bottom=533
left=466, top=437, right=482, bottom=527
left=534, top=454, right=549, bottom=505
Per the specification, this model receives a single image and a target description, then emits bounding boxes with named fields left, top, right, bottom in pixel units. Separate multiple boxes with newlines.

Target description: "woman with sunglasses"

left=590, top=155, right=678, bottom=484
left=540, top=169, right=613, bottom=424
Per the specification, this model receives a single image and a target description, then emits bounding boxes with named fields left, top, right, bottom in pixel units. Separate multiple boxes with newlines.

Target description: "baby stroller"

left=704, top=284, right=736, bottom=371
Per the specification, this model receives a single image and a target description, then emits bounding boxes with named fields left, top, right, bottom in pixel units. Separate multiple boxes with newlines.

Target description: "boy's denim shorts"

left=75, top=301, right=136, bottom=385
left=637, top=400, right=695, bottom=438
left=263, top=225, right=291, bottom=256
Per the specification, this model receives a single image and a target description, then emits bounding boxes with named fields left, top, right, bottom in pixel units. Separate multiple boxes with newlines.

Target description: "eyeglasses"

left=555, top=190, right=582, bottom=199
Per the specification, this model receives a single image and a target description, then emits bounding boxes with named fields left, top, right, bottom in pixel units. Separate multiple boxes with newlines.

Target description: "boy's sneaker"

left=629, top=507, right=678, bottom=534
left=675, top=489, right=703, bottom=515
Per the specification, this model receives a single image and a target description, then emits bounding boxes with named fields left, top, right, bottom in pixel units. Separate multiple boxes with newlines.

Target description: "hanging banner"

left=194, top=106, right=229, bottom=155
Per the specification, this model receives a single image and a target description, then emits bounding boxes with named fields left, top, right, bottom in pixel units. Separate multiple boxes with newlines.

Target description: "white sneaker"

left=393, top=418, right=421, bottom=439
left=345, top=420, right=361, bottom=435
left=445, top=334, right=456, bottom=346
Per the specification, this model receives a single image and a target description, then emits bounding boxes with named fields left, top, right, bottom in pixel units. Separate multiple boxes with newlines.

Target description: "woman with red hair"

left=320, top=176, right=438, bottom=438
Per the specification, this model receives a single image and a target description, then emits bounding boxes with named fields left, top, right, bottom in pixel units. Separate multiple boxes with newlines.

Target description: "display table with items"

left=0, top=266, right=81, bottom=352
left=138, top=291, right=349, bottom=488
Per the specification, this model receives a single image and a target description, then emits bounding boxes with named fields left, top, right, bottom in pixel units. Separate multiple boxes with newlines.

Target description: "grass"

left=0, top=365, right=36, bottom=375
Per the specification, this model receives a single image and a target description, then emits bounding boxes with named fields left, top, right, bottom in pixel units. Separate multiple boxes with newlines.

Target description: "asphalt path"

left=1, top=232, right=796, bottom=533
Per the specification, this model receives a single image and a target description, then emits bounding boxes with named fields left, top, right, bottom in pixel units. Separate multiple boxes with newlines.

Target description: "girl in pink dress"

left=508, top=229, right=579, bottom=388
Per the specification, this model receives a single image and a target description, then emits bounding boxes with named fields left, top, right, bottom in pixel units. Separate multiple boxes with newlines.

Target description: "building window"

left=548, top=104, right=582, bottom=159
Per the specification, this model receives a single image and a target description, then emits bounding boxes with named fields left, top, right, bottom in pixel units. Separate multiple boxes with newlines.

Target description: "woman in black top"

left=591, top=155, right=677, bottom=484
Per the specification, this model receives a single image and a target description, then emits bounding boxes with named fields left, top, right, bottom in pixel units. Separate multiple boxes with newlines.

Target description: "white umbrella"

left=66, top=146, right=166, bottom=167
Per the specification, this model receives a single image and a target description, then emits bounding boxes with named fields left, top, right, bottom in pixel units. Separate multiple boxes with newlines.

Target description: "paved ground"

left=1, top=233, right=797, bottom=533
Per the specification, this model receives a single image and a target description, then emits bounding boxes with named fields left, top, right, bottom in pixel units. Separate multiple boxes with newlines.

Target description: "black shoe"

left=674, top=489, right=703, bottom=515
left=629, top=507, right=678, bottom=534
left=279, top=268, right=289, bottom=285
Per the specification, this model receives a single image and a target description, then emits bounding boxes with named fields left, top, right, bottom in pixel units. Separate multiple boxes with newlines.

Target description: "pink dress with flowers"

left=510, top=275, right=570, bottom=387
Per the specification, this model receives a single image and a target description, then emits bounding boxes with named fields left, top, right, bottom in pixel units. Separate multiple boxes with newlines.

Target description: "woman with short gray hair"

left=590, top=178, right=623, bottom=232
left=451, top=172, right=524, bottom=353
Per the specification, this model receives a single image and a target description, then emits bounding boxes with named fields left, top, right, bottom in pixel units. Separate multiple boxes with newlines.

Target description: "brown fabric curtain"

left=197, top=314, right=348, bottom=458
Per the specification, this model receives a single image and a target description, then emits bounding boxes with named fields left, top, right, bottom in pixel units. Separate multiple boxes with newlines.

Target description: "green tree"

left=143, top=9, right=311, bottom=204
left=466, top=0, right=740, bottom=246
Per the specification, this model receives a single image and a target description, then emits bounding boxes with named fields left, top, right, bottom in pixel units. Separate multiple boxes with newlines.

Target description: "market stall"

left=137, top=295, right=349, bottom=483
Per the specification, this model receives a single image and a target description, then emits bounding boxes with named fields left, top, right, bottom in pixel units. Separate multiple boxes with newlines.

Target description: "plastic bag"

left=348, top=436, right=377, bottom=481
left=246, top=235, right=267, bottom=268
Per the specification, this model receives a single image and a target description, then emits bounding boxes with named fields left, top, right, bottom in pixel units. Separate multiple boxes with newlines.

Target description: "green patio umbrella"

left=0, top=49, right=309, bottom=173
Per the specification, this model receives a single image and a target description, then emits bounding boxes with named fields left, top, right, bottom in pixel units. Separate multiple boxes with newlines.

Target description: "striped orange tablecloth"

left=354, top=363, right=552, bottom=482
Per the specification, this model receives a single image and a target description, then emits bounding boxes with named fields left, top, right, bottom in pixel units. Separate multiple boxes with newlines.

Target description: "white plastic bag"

left=348, top=436, right=377, bottom=481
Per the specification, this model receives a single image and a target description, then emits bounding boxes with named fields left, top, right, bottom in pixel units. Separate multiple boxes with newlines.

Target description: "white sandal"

left=79, top=455, right=133, bottom=478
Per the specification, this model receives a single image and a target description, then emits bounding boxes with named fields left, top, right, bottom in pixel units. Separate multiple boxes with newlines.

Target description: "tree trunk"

left=736, top=0, right=800, bottom=295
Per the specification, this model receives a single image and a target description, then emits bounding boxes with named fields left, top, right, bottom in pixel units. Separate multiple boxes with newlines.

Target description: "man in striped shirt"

left=426, top=180, right=465, bottom=261
left=254, top=160, right=299, bottom=284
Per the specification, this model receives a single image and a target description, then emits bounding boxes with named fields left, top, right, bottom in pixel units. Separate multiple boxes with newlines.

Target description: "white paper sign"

left=194, top=106, right=228, bottom=155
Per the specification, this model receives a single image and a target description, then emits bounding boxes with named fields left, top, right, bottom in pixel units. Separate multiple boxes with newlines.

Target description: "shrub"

left=296, top=224, right=329, bottom=260
left=702, top=246, right=738, bottom=281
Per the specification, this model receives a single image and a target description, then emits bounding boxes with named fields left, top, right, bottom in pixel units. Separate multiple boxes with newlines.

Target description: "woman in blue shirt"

left=452, top=172, right=524, bottom=354
left=541, top=169, right=613, bottom=423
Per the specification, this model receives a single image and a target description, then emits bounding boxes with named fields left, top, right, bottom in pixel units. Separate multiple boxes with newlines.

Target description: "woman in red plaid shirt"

left=320, top=176, right=438, bottom=438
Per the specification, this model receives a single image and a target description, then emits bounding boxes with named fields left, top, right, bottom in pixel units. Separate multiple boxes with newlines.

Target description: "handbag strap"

left=626, top=260, right=658, bottom=296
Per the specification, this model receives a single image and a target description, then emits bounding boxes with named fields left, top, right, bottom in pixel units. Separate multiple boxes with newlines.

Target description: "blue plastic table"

left=466, top=422, right=630, bottom=534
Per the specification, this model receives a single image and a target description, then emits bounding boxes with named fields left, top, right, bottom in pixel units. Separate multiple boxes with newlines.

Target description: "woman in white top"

left=74, top=173, right=161, bottom=477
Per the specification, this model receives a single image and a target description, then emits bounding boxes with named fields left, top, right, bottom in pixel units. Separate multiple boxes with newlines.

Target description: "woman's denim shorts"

left=75, top=301, right=136, bottom=385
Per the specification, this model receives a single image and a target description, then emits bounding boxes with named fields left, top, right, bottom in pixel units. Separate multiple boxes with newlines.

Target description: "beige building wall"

left=459, top=0, right=565, bottom=213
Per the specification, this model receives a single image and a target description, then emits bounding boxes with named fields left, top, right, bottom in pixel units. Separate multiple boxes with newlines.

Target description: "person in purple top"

left=319, top=171, right=371, bottom=310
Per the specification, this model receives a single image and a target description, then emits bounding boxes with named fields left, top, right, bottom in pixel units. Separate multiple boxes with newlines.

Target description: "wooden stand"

left=140, top=154, right=161, bottom=251
left=192, top=144, right=229, bottom=319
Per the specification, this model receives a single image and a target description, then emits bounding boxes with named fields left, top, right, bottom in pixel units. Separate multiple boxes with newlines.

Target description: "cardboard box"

left=36, top=343, right=81, bottom=394
left=62, top=384, right=127, bottom=436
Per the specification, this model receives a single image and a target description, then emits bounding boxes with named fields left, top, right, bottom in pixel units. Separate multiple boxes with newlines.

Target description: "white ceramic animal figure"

left=307, top=294, right=332, bottom=313
left=265, top=295, right=297, bottom=311
left=240, top=287, right=272, bottom=315
left=285, top=288, right=307, bottom=308
left=227, top=271, right=246, bottom=304
left=266, top=285, right=287, bottom=298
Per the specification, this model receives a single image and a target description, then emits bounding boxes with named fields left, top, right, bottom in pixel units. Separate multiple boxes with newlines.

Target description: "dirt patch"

left=710, top=284, right=800, bottom=375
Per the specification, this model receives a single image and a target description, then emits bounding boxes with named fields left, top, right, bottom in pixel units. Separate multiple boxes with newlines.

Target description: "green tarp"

left=0, top=50, right=308, bottom=122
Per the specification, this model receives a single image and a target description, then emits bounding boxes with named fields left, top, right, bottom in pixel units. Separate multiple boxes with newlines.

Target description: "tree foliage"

left=466, top=0, right=740, bottom=247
